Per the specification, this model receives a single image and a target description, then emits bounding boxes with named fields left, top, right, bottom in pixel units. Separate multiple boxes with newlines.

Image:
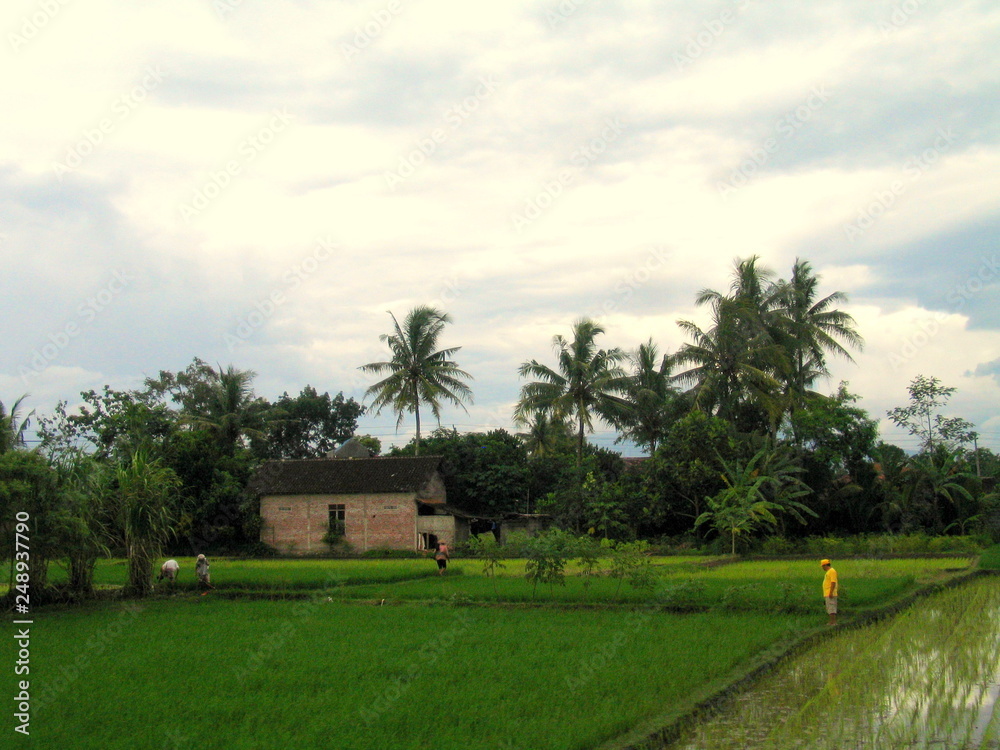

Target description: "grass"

left=1, top=553, right=984, bottom=749
left=3, top=598, right=813, bottom=750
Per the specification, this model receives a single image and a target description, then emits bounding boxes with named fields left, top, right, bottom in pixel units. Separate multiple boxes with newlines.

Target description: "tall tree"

left=0, top=395, right=34, bottom=454
left=675, top=295, right=785, bottom=431
left=256, top=386, right=364, bottom=460
left=116, top=450, right=181, bottom=597
left=887, top=375, right=978, bottom=453
left=360, top=306, right=474, bottom=456
left=614, top=339, right=681, bottom=455
left=184, top=364, right=271, bottom=456
left=774, top=259, right=863, bottom=419
left=514, top=318, right=628, bottom=467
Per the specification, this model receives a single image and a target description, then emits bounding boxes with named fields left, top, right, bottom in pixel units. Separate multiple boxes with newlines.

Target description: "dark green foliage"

left=391, top=428, right=529, bottom=516
left=524, top=528, right=572, bottom=598
left=648, top=410, right=738, bottom=533
left=253, top=385, right=363, bottom=460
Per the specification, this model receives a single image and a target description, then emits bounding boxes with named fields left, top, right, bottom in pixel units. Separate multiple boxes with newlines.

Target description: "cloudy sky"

left=3, top=0, right=998, bottom=455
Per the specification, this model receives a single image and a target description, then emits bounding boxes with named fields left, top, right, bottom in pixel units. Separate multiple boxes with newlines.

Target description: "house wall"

left=260, top=492, right=418, bottom=554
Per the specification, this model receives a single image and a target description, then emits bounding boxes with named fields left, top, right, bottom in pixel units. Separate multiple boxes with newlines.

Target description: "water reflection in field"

left=671, top=577, right=1000, bottom=750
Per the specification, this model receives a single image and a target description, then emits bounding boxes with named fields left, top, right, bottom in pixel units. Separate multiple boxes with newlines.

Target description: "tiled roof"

left=250, top=456, right=442, bottom=496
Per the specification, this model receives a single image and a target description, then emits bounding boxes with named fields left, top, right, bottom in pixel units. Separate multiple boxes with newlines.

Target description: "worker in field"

left=196, top=554, right=214, bottom=591
left=434, top=540, right=450, bottom=575
left=158, top=559, right=180, bottom=583
left=821, top=559, right=838, bottom=625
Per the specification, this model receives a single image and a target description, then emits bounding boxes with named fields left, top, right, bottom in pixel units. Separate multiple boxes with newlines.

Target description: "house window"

left=328, top=504, right=346, bottom=537
left=420, top=533, right=438, bottom=551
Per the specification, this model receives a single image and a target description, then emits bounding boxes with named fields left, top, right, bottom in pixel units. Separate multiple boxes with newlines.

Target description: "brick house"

left=252, top=455, right=470, bottom=554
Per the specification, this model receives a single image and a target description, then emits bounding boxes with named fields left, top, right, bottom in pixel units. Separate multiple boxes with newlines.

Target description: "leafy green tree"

left=360, top=306, right=473, bottom=456
left=390, top=428, right=528, bottom=516
left=774, top=259, right=863, bottom=422
left=614, top=339, right=682, bottom=455
left=904, top=447, right=976, bottom=534
left=0, top=450, right=62, bottom=596
left=116, top=450, right=181, bottom=597
left=786, top=384, right=880, bottom=535
left=515, top=318, right=628, bottom=468
left=675, top=295, right=785, bottom=434
left=887, top=375, right=978, bottom=453
left=184, top=364, right=271, bottom=456
left=608, top=539, right=656, bottom=595
left=52, top=450, right=110, bottom=595
left=524, top=528, right=572, bottom=599
left=695, top=444, right=815, bottom=554
left=581, top=471, right=630, bottom=539
left=255, top=386, right=363, bottom=459
left=0, top=395, right=33, bottom=454
left=515, top=412, right=575, bottom=458
left=648, top=410, right=738, bottom=531
left=37, top=387, right=177, bottom=460
left=144, top=357, right=220, bottom=416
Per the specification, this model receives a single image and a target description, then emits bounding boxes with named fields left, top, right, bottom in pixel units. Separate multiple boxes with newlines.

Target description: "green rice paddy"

left=2, top=552, right=991, bottom=750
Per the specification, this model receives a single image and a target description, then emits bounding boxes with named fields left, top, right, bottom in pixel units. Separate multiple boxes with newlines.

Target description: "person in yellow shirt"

left=821, top=559, right=838, bottom=625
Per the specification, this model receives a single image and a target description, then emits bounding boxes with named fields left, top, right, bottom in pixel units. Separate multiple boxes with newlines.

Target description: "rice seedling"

left=2, top=598, right=814, bottom=750
left=669, top=576, right=1000, bottom=749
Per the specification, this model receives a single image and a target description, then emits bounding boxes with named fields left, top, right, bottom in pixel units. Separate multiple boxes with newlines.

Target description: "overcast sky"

left=3, top=0, right=998, bottom=455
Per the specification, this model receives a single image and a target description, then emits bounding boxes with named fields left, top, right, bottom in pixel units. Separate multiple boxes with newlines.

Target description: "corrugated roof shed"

left=250, top=456, right=442, bottom=496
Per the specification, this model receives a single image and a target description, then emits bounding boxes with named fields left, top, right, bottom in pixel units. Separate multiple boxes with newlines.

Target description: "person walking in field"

left=158, top=559, right=179, bottom=583
left=821, top=559, right=838, bottom=625
left=196, top=554, right=213, bottom=591
left=434, top=540, right=450, bottom=575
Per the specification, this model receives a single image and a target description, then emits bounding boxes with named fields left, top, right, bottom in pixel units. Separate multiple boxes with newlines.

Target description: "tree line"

left=2, top=255, right=998, bottom=601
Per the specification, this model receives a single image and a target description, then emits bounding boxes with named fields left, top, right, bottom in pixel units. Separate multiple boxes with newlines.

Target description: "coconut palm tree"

left=514, top=318, right=628, bottom=468
left=615, top=339, right=680, bottom=455
left=515, top=411, right=574, bottom=458
left=675, top=296, right=786, bottom=431
left=0, top=395, right=34, bottom=454
left=183, top=365, right=270, bottom=455
left=774, top=258, right=863, bottom=417
left=360, top=306, right=473, bottom=456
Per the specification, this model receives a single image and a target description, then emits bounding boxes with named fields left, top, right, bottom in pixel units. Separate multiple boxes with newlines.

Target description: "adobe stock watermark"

left=843, top=127, right=956, bottom=243
left=178, top=108, right=293, bottom=222
left=510, top=116, right=625, bottom=232
left=428, top=274, right=466, bottom=311
left=879, top=0, right=926, bottom=36
left=358, top=609, right=473, bottom=725
left=224, top=237, right=337, bottom=351
left=545, top=0, right=599, bottom=29
left=341, top=0, right=403, bottom=61
left=52, top=66, right=167, bottom=182
left=19, top=269, right=133, bottom=384
left=673, top=0, right=754, bottom=70
left=589, top=245, right=671, bottom=321
left=384, top=75, right=499, bottom=190
left=8, top=0, right=72, bottom=53
left=212, top=0, right=245, bottom=20
left=717, top=85, right=831, bottom=197
left=33, top=602, right=145, bottom=717
left=887, top=252, right=998, bottom=371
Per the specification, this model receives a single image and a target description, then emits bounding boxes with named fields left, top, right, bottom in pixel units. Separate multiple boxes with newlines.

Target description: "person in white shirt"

left=158, top=559, right=180, bottom=582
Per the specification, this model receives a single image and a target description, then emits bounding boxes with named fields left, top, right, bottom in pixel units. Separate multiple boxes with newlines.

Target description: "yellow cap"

left=820, top=559, right=831, bottom=566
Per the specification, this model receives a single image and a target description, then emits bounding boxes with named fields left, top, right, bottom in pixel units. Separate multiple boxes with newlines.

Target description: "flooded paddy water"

left=667, top=576, right=1000, bottom=750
